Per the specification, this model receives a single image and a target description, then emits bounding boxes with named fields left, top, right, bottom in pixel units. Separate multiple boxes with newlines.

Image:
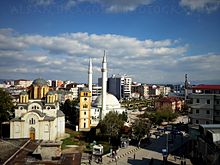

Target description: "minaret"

left=184, top=74, right=188, bottom=101
left=101, top=51, right=107, bottom=119
left=88, top=58, right=92, bottom=97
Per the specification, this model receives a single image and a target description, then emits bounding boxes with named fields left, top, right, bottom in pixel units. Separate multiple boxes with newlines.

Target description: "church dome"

left=20, top=91, right=28, bottom=95
left=32, top=78, right=48, bottom=86
left=93, top=93, right=121, bottom=109
left=47, top=90, right=56, bottom=95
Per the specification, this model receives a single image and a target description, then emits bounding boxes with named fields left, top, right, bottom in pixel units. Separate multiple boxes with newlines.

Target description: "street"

left=91, top=131, right=192, bottom=165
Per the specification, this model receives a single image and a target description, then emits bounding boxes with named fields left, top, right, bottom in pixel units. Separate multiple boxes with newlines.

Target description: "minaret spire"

left=101, top=50, right=107, bottom=120
left=184, top=74, right=188, bottom=101
left=88, top=58, right=93, bottom=97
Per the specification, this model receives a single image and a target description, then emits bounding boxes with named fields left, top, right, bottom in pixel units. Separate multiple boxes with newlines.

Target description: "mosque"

left=10, top=79, right=65, bottom=140
left=79, top=54, right=126, bottom=131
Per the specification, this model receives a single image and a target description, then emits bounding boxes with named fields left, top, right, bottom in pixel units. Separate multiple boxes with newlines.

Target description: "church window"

left=84, top=98, right=87, bottom=101
left=20, top=107, right=23, bottom=110
left=84, top=123, right=86, bottom=128
left=29, top=118, right=35, bottom=125
left=47, top=106, right=51, bottom=110
left=83, top=104, right=88, bottom=108
left=84, top=112, right=86, bottom=115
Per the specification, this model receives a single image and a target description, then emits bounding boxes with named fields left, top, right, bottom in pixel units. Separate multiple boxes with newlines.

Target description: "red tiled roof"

left=192, top=85, right=220, bottom=90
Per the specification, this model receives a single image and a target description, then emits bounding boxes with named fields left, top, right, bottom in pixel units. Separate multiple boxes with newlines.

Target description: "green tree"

left=60, top=99, right=79, bottom=125
left=149, top=105, right=177, bottom=125
left=0, top=88, right=14, bottom=137
left=118, top=111, right=128, bottom=122
left=98, top=111, right=124, bottom=137
left=132, top=118, right=151, bottom=142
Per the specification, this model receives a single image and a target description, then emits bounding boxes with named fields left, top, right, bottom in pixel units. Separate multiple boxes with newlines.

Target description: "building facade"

left=188, top=85, right=220, bottom=125
left=79, top=88, right=92, bottom=131
left=107, top=74, right=132, bottom=100
left=10, top=78, right=65, bottom=140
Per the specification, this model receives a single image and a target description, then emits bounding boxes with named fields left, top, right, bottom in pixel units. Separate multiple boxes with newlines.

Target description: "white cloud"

left=28, top=0, right=54, bottom=6
left=0, top=28, right=219, bottom=83
left=180, top=0, right=220, bottom=12
left=64, top=0, right=154, bottom=12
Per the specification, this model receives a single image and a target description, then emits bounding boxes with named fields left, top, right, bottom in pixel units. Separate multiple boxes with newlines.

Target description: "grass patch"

left=61, top=128, right=112, bottom=154
left=61, top=128, right=81, bottom=149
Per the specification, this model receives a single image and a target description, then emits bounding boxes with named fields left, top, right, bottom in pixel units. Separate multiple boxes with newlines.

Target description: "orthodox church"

left=10, top=78, right=65, bottom=140
left=79, top=54, right=126, bottom=131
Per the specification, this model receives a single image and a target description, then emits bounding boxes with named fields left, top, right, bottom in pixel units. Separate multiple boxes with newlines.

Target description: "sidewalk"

left=91, top=145, right=140, bottom=165
left=168, top=154, right=192, bottom=165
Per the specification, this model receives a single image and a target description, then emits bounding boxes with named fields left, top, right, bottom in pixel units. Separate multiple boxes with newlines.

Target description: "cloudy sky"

left=0, top=0, right=220, bottom=84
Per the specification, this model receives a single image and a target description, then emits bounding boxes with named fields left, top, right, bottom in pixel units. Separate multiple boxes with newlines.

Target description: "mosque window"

left=29, top=118, right=35, bottom=125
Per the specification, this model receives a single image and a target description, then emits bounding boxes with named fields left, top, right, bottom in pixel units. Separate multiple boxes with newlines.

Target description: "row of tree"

left=0, top=89, right=14, bottom=137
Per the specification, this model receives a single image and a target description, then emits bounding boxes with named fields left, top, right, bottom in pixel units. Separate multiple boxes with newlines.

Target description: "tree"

left=118, top=111, right=127, bottom=122
left=0, top=88, right=14, bottom=137
left=98, top=111, right=124, bottom=137
left=132, top=118, right=151, bottom=143
left=60, top=99, right=79, bottom=126
left=149, top=105, right=177, bottom=125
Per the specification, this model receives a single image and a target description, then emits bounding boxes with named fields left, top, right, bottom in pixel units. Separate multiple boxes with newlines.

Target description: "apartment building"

left=188, top=85, right=220, bottom=125
left=101, top=74, right=132, bottom=100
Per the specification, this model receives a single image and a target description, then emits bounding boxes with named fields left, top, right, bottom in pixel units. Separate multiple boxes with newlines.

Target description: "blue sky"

left=0, top=0, right=220, bottom=84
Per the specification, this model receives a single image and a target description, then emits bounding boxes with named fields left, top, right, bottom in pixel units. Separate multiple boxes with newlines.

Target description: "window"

left=29, top=118, right=35, bottom=125
left=196, top=120, right=199, bottom=124
left=207, top=100, right=210, bottom=104
left=217, top=100, right=220, bottom=105
left=84, top=98, right=87, bottom=101
left=84, top=112, right=86, bottom=115
left=196, top=99, right=200, bottom=103
left=84, top=123, right=86, bottom=128
left=206, top=121, right=209, bottom=124
left=196, top=109, right=199, bottom=114
left=207, top=110, right=210, bottom=114
left=83, top=104, right=88, bottom=108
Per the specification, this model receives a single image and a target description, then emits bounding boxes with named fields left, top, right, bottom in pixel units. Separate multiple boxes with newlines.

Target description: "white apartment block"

left=188, top=85, right=220, bottom=125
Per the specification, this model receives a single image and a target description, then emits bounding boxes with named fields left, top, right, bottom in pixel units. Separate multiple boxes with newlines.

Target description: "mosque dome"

left=93, top=93, right=121, bottom=109
left=32, top=78, right=48, bottom=86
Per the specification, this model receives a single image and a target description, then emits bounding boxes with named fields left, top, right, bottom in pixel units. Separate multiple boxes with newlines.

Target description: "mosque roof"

left=93, top=93, right=121, bottom=108
left=32, top=78, right=48, bottom=86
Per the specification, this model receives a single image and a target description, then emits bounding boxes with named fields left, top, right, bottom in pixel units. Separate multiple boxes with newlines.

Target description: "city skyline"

left=0, top=0, right=220, bottom=84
